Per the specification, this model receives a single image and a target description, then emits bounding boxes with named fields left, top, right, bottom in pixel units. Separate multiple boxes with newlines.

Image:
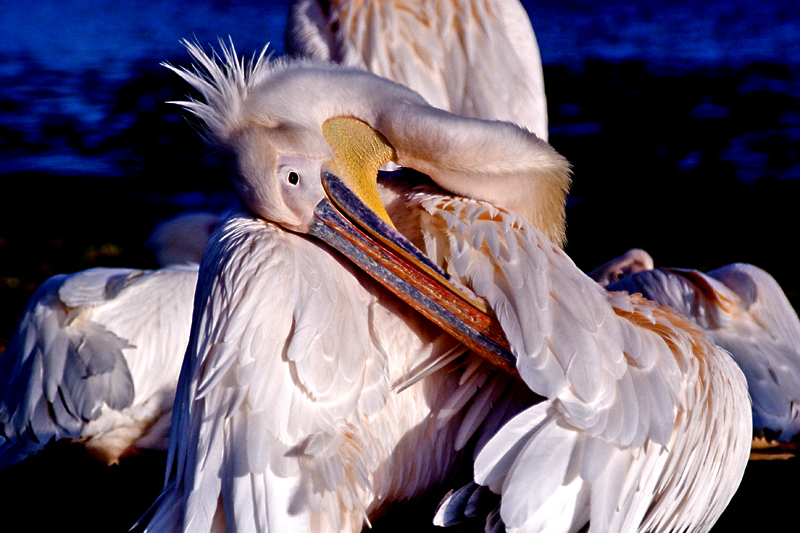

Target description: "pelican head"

left=222, top=122, right=331, bottom=232
left=588, top=248, right=655, bottom=287
left=167, top=41, right=570, bottom=241
left=166, top=41, right=571, bottom=370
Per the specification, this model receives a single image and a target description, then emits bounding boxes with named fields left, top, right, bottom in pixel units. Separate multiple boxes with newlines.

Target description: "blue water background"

left=1, top=0, right=797, bottom=176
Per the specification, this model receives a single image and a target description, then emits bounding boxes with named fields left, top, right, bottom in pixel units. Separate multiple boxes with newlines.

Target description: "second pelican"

left=285, top=0, right=549, bottom=140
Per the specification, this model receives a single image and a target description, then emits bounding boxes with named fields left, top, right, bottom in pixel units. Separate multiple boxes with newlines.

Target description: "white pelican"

left=0, top=264, right=197, bottom=466
left=587, top=248, right=655, bottom=288
left=604, top=254, right=800, bottom=444
left=139, top=42, right=750, bottom=533
left=285, top=0, right=549, bottom=141
left=145, top=211, right=224, bottom=266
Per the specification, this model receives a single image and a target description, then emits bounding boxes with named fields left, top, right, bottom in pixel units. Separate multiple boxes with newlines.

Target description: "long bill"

left=308, top=170, right=516, bottom=375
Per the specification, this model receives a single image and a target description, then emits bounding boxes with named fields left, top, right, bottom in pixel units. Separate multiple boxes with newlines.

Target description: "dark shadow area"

left=0, top=442, right=166, bottom=533
left=547, top=62, right=800, bottom=311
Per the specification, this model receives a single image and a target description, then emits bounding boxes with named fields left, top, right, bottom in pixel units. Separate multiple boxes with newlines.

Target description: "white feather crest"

left=163, top=39, right=275, bottom=145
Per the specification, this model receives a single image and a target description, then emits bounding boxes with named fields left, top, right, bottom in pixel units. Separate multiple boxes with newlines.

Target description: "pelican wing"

left=78, top=264, right=198, bottom=454
left=154, top=212, right=392, bottom=533
left=610, top=263, right=800, bottom=440
left=391, top=182, right=750, bottom=532
left=604, top=268, right=737, bottom=329
left=397, top=183, right=678, bottom=443
left=0, top=266, right=196, bottom=467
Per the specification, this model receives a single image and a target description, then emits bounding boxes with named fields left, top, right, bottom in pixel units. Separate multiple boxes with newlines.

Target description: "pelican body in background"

left=139, top=42, right=750, bottom=533
left=588, top=248, right=655, bottom=288
left=0, top=209, right=220, bottom=466
left=286, top=0, right=549, bottom=141
left=604, top=254, right=800, bottom=444
left=0, top=264, right=197, bottom=466
left=145, top=211, right=224, bottom=267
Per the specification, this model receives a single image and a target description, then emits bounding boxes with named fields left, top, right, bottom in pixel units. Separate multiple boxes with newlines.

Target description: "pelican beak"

left=308, top=166, right=515, bottom=375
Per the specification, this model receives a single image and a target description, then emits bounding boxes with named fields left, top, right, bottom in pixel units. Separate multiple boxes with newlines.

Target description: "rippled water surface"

left=1, top=0, right=797, bottom=176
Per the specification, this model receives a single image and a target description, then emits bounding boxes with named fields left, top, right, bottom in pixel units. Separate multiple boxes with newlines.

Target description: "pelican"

left=0, top=210, right=222, bottom=465
left=139, top=42, right=750, bottom=533
left=602, top=252, right=800, bottom=445
left=285, top=0, right=549, bottom=140
left=145, top=211, right=225, bottom=266
left=587, top=248, right=655, bottom=288
left=0, top=264, right=197, bottom=466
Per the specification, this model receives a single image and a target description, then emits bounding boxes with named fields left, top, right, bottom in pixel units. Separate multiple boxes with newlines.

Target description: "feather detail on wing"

left=610, top=263, right=800, bottom=441
left=0, top=265, right=196, bottom=466
left=152, top=212, right=392, bottom=532
left=148, top=209, right=540, bottom=532
left=401, top=183, right=679, bottom=446
left=391, top=181, right=750, bottom=532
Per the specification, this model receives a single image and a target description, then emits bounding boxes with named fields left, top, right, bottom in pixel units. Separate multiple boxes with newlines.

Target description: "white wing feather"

left=609, top=263, right=800, bottom=441
left=392, top=181, right=751, bottom=533
left=149, top=213, right=396, bottom=532
left=0, top=265, right=196, bottom=466
left=144, top=210, right=541, bottom=533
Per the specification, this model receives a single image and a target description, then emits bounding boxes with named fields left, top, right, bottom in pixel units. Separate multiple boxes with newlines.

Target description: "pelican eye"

left=287, top=171, right=299, bottom=185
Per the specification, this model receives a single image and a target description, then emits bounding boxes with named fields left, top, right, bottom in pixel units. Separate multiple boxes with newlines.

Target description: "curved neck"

left=377, top=103, right=570, bottom=245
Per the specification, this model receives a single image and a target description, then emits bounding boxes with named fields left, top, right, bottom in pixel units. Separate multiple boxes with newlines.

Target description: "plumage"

left=587, top=248, right=654, bottom=288
left=145, top=211, right=224, bottom=266
left=286, top=0, right=549, bottom=141
left=142, top=209, right=532, bottom=533
left=607, top=257, right=800, bottom=443
left=394, top=181, right=750, bottom=532
left=139, top=43, right=751, bottom=533
left=0, top=264, right=198, bottom=466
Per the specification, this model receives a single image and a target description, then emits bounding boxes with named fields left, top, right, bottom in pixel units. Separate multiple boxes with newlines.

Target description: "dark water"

left=1, top=1, right=799, bottom=531
left=1, top=0, right=798, bottom=177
